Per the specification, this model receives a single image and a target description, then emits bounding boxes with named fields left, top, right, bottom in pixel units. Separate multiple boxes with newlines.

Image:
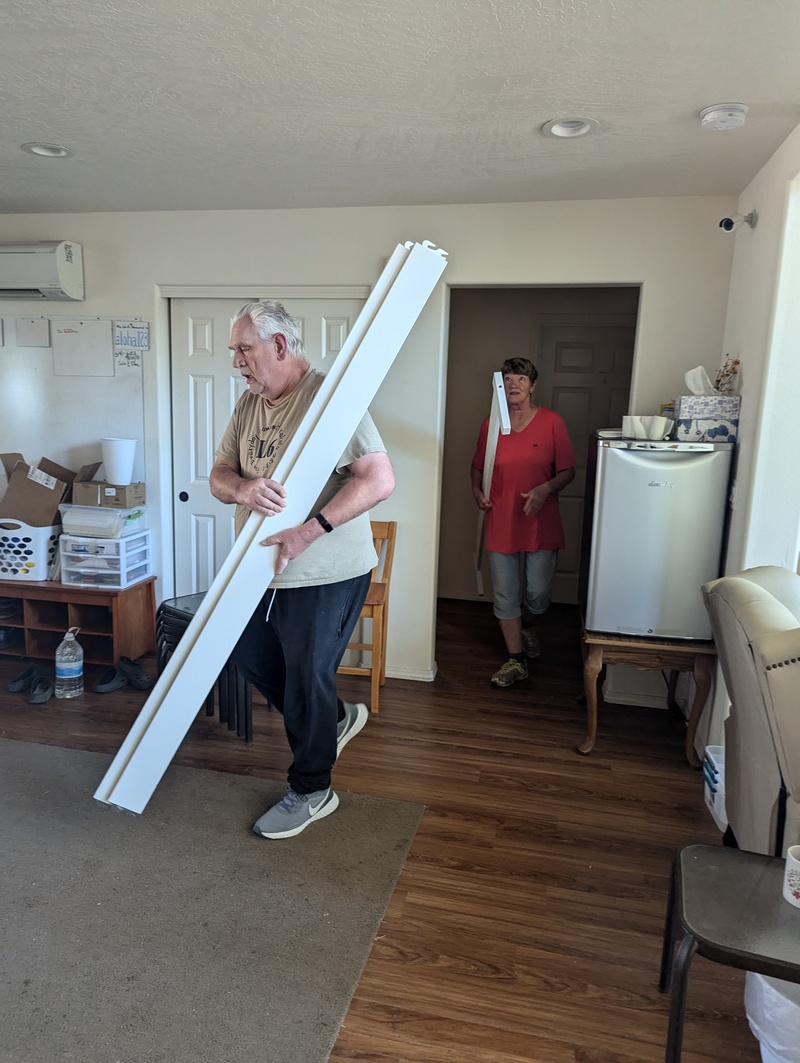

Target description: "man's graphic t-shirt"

left=215, top=368, right=386, bottom=588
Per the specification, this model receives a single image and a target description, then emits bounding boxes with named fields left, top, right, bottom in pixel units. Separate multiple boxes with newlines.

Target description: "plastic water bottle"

left=55, top=626, right=84, bottom=699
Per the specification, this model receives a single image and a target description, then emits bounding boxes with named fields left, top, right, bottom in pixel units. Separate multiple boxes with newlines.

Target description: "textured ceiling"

left=2, top=0, right=800, bottom=214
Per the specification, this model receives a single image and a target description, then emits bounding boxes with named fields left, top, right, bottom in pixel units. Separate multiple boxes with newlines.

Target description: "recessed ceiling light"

left=21, top=142, right=74, bottom=158
left=541, top=117, right=600, bottom=139
left=699, top=104, right=748, bottom=131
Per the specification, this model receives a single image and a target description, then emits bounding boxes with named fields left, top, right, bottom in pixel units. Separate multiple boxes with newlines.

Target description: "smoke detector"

left=700, top=104, right=748, bottom=131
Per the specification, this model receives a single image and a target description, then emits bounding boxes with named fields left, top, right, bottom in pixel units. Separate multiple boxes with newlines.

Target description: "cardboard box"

left=71, top=481, right=146, bottom=508
left=0, top=454, right=101, bottom=528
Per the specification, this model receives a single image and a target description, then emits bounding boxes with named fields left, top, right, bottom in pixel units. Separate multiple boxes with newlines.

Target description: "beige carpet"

left=0, top=739, right=423, bottom=1063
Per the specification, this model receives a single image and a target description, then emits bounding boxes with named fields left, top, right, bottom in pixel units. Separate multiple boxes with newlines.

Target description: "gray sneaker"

left=336, top=701, right=368, bottom=759
left=252, top=787, right=339, bottom=839
left=490, top=657, right=528, bottom=687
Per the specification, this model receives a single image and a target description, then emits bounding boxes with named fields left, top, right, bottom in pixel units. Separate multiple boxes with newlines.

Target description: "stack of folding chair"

left=156, top=593, right=253, bottom=743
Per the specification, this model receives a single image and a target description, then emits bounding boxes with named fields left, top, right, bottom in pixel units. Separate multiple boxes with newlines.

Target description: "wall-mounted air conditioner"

left=0, top=242, right=84, bottom=300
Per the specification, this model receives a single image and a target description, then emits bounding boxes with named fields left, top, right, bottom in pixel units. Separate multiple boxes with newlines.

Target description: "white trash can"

left=745, top=972, right=800, bottom=1063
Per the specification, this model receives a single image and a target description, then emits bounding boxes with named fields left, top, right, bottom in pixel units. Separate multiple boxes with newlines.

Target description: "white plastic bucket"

left=101, top=438, right=136, bottom=486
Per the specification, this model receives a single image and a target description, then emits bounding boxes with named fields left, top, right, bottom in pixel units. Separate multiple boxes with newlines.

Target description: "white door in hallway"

left=170, top=295, right=365, bottom=595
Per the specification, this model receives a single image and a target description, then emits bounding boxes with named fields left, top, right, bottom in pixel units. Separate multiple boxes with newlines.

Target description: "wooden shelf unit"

left=0, top=576, right=157, bottom=665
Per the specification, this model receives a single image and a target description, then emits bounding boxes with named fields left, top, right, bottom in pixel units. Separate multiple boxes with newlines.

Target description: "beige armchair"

left=702, top=566, right=800, bottom=857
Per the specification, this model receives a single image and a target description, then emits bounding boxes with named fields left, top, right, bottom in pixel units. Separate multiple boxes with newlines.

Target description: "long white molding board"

left=94, top=240, right=448, bottom=814
left=474, top=371, right=510, bottom=595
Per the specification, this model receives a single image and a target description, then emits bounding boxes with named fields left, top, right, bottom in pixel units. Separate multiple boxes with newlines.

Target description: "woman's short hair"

left=234, top=301, right=306, bottom=359
left=500, top=357, right=538, bottom=384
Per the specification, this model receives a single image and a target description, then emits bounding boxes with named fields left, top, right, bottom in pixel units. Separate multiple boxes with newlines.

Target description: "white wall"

left=0, top=316, right=146, bottom=484
left=691, top=122, right=800, bottom=753
left=722, top=123, right=800, bottom=573
left=0, top=196, right=737, bottom=679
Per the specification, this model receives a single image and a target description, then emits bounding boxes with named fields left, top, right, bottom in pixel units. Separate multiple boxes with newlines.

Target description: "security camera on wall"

left=720, top=211, right=757, bottom=232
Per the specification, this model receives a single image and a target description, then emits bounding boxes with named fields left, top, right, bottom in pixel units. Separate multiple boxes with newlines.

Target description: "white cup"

left=783, top=844, right=800, bottom=907
left=101, top=437, right=137, bottom=486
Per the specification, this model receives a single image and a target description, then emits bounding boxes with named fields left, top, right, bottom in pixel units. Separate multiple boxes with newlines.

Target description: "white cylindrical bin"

left=745, top=973, right=800, bottom=1063
left=101, top=438, right=137, bottom=486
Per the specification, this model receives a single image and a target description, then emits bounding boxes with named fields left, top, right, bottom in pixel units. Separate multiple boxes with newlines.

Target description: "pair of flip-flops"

left=6, top=665, right=55, bottom=704
left=93, top=656, right=155, bottom=694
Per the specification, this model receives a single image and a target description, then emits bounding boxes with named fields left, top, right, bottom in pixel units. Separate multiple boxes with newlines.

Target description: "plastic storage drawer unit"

left=60, top=530, right=152, bottom=589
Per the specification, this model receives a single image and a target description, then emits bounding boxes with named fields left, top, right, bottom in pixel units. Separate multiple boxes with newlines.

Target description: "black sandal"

left=7, top=665, right=45, bottom=693
left=28, top=675, right=55, bottom=704
left=93, top=665, right=129, bottom=693
left=117, top=656, right=155, bottom=691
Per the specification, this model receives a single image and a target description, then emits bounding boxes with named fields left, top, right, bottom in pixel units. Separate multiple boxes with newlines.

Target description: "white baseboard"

left=386, top=664, right=438, bottom=682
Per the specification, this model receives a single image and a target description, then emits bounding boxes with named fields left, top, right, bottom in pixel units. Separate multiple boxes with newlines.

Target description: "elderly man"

left=210, top=300, right=395, bottom=839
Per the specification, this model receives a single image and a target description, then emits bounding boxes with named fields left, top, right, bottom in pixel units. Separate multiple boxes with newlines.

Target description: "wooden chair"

left=337, top=520, right=397, bottom=713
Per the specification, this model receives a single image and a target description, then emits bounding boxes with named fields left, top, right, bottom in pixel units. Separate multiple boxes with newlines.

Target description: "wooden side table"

left=579, top=628, right=717, bottom=767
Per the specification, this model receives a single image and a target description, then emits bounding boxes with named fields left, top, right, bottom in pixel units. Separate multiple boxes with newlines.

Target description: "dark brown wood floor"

left=0, top=599, right=758, bottom=1063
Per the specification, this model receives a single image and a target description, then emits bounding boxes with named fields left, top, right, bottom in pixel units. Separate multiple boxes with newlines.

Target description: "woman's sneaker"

left=490, top=658, right=528, bottom=687
left=521, top=628, right=541, bottom=659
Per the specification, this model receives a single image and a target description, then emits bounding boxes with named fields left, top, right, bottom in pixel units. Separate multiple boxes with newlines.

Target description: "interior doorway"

left=437, top=286, right=640, bottom=609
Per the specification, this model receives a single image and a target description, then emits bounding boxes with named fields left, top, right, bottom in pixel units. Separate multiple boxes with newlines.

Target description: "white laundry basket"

left=745, top=972, right=800, bottom=1063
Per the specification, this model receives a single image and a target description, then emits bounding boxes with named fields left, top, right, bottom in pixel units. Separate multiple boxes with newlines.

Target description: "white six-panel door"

left=170, top=296, right=365, bottom=595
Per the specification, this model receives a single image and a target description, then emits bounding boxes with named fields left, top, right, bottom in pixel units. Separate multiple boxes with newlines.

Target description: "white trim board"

left=95, top=240, right=448, bottom=814
left=474, top=372, right=510, bottom=595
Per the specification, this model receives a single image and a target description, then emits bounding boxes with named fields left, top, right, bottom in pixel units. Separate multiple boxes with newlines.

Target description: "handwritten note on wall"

left=114, top=320, right=149, bottom=368
left=52, top=318, right=114, bottom=377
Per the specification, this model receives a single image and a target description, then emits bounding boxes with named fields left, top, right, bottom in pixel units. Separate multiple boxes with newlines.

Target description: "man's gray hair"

left=235, top=301, right=306, bottom=359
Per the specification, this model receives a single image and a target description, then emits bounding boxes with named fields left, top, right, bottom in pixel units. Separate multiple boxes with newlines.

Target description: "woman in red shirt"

left=471, top=358, right=576, bottom=687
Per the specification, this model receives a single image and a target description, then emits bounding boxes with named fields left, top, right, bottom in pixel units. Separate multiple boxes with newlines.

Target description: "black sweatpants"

left=231, top=572, right=371, bottom=794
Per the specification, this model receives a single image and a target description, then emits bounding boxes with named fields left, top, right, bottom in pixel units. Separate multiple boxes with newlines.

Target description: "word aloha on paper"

left=114, top=320, right=150, bottom=368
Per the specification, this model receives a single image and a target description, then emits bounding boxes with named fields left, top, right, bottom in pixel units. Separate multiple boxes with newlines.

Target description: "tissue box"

left=676, top=395, right=740, bottom=419
left=676, top=395, right=740, bottom=442
left=676, top=418, right=739, bottom=442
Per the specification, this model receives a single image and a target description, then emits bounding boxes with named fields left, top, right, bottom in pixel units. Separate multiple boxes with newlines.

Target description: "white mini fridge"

left=585, top=439, right=734, bottom=639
